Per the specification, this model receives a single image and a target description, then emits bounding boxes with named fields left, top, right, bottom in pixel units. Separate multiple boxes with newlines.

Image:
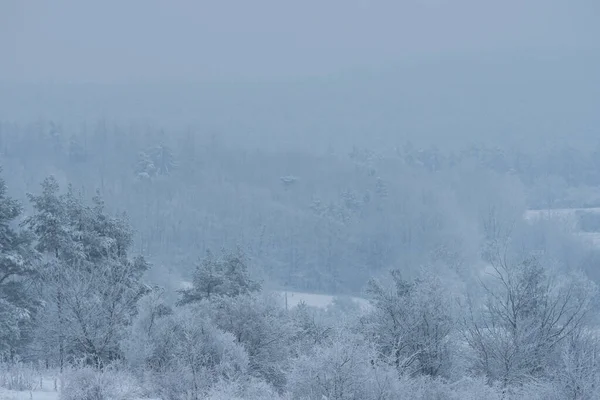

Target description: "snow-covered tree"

left=121, top=287, right=173, bottom=371
left=25, top=178, right=149, bottom=368
left=289, top=302, right=333, bottom=356
left=463, top=256, right=597, bottom=387
left=135, top=143, right=177, bottom=180
left=287, top=330, right=400, bottom=400
left=126, top=303, right=249, bottom=399
left=209, top=292, right=292, bottom=390
left=364, top=269, right=455, bottom=378
left=150, top=143, right=177, bottom=176
left=553, top=328, right=600, bottom=400
left=23, top=176, right=76, bottom=370
left=68, top=134, right=87, bottom=164
left=178, top=249, right=260, bottom=305
left=135, top=151, right=156, bottom=180
left=0, top=170, right=36, bottom=359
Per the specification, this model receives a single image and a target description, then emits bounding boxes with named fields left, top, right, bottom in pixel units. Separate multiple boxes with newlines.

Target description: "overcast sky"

left=1, top=0, right=598, bottom=83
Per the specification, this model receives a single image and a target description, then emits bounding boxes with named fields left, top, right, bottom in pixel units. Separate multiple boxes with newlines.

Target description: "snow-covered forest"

left=2, top=124, right=600, bottom=399
left=2, top=1, right=600, bottom=399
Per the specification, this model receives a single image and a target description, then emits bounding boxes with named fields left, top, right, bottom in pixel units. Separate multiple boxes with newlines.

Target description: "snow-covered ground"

left=523, top=207, right=600, bottom=221
left=524, top=208, right=600, bottom=249
left=275, top=290, right=372, bottom=311
left=0, top=388, right=58, bottom=400
left=0, top=377, right=59, bottom=400
left=0, top=387, right=159, bottom=400
left=578, top=232, right=600, bottom=247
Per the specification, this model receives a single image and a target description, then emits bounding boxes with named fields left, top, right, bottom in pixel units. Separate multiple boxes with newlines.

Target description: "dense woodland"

left=1, top=121, right=600, bottom=399
left=3, top=121, right=600, bottom=292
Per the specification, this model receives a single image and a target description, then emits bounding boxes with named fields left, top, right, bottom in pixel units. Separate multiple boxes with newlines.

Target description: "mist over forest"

left=1, top=1, right=600, bottom=399
left=2, top=50, right=599, bottom=152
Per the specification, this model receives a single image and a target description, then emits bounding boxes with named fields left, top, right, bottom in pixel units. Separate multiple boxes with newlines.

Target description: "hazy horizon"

left=1, top=49, right=598, bottom=152
left=2, top=1, right=599, bottom=152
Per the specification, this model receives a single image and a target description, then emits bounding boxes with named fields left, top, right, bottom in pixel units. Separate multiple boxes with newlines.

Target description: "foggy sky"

left=2, top=0, right=598, bottom=83
left=1, top=1, right=598, bottom=151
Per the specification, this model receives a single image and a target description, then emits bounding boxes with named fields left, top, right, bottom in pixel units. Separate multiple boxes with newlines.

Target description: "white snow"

left=276, top=290, right=372, bottom=311
left=0, top=369, right=60, bottom=400
left=523, top=207, right=600, bottom=221
left=0, top=387, right=58, bottom=400
left=577, top=232, right=600, bottom=247
left=524, top=208, right=600, bottom=249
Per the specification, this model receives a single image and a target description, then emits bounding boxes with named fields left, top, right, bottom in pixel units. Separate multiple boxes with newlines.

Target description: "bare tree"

left=463, top=255, right=596, bottom=387
left=365, top=269, right=455, bottom=378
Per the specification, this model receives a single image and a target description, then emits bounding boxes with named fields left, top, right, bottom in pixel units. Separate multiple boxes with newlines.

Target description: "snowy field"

left=578, top=232, right=600, bottom=247
left=276, top=290, right=372, bottom=311
left=523, top=207, right=600, bottom=222
left=0, top=377, right=58, bottom=400
left=523, top=207, right=600, bottom=221
left=524, top=208, right=600, bottom=249
left=0, top=388, right=58, bottom=400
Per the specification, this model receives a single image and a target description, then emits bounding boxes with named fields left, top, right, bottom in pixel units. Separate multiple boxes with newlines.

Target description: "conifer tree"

left=0, top=170, right=36, bottom=359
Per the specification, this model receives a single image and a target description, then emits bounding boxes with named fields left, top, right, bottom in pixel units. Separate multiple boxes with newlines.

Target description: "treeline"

left=1, top=171, right=599, bottom=399
left=2, top=120, right=600, bottom=295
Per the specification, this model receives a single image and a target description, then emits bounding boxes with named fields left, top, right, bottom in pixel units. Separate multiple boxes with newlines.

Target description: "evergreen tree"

left=0, top=170, right=36, bottom=359
left=24, top=176, right=77, bottom=370
left=135, top=151, right=156, bottom=180
left=178, top=249, right=261, bottom=305
left=25, top=177, right=149, bottom=368
left=68, top=190, right=149, bottom=366
left=150, top=143, right=177, bottom=176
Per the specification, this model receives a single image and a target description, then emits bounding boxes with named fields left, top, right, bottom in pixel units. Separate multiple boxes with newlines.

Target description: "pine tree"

left=70, top=190, right=149, bottom=366
left=150, top=143, right=177, bottom=176
left=24, top=176, right=77, bottom=370
left=0, top=170, right=36, bottom=359
left=178, top=249, right=261, bottom=305
left=135, top=151, right=156, bottom=180
left=25, top=178, right=149, bottom=368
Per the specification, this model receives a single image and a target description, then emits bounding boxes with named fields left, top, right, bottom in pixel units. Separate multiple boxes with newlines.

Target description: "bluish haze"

left=2, top=2, right=600, bottom=399
left=2, top=0, right=598, bottom=82
left=1, top=0, right=599, bottom=150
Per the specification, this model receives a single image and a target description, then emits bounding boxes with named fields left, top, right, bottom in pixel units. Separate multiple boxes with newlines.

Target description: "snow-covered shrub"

left=0, top=361, right=40, bottom=391
left=130, top=304, right=249, bottom=400
left=463, top=258, right=596, bottom=386
left=121, top=288, right=173, bottom=372
left=289, top=302, right=332, bottom=357
left=551, top=329, right=600, bottom=400
left=504, top=380, right=564, bottom=400
left=60, top=366, right=141, bottom=400
left=287, top=331, right=401, bottom=400
left=365, top=269, right=456, bottom=378
left=390, top=376, right=562, bottom=400
left=209, top=292, right=292, bottom=390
